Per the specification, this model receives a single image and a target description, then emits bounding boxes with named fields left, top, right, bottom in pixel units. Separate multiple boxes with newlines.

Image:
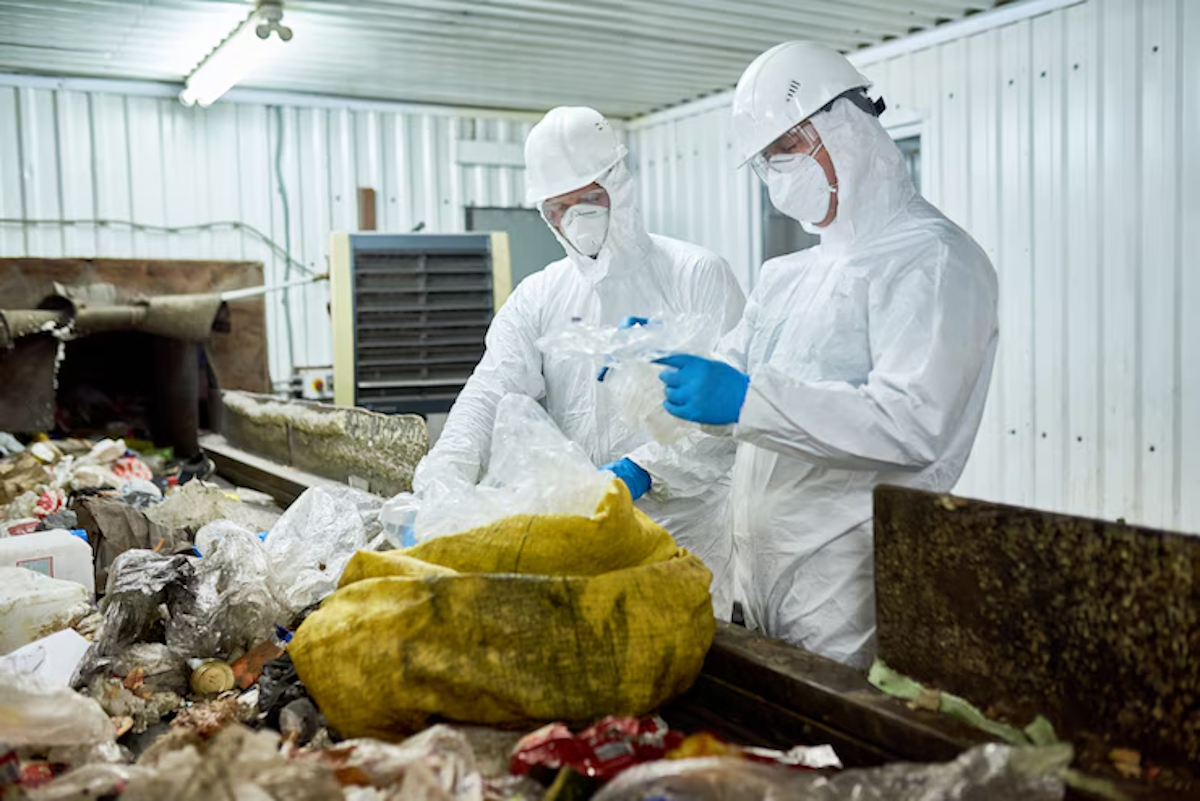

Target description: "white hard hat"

left=524, top=106, right=627, bottom=204
left=731, top=41, right=872, bottom=167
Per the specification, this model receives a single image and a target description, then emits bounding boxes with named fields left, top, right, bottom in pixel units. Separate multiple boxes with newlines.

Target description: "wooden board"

left=0, top=258, right=269, bottom=393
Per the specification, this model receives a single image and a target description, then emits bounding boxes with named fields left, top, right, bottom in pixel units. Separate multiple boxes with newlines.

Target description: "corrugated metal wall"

left=628, top=0, right=1200, bottom=533
left=0, top=86, right=536, bottom=386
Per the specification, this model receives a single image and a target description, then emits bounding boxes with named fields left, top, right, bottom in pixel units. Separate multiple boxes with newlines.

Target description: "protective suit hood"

left=539, top=159, right=653, bottom=284
left=806, top=97, right=918, bottom=250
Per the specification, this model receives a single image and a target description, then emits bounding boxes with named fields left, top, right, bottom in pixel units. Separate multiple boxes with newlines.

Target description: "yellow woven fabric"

left=290, top=482, right=715, bottom=739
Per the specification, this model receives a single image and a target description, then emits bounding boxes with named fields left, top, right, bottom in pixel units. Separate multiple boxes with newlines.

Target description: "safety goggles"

left=541, top=186, right=610, bottom=226
left=749, top=120, right=823, bottom=183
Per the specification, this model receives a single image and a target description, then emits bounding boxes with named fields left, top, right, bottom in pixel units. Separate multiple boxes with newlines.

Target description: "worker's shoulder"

left=648, top=234, right=733, bottom=275
left=756, top=249, right=815, bottom=287
left=880, top=201, right=994, bottom=276
left=496, top=258, right=568, bottom=313
left=518, top=256, right=574, bottom=290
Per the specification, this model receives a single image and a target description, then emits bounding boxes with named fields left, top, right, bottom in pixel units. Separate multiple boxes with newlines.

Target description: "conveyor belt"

left=204, top=440, right=1175, bottom=798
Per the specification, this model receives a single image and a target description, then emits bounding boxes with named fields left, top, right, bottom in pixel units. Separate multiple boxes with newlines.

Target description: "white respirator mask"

left=559, top=203, right=610, bottom=258
left=766, top=149, right=836, bottom=228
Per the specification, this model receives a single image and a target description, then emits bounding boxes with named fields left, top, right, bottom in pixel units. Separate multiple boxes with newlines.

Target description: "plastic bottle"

left=0, top=529, right=95, bottom=594
left=0, top=567, right=91, bottom=654
left=380, top=492, right=420, bottom=549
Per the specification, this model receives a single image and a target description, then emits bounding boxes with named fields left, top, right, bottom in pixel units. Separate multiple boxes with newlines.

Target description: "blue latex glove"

left=600, top=457, right=651, bottom=501
left=655, top=354, right=750, bottom=425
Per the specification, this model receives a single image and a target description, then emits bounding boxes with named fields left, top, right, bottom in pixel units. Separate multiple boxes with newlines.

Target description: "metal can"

left=188, top=658, right=235, bottom=695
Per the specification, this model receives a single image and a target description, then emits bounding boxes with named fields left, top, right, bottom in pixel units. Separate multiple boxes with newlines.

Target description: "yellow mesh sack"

left=289, top=482, right=715, bottom=739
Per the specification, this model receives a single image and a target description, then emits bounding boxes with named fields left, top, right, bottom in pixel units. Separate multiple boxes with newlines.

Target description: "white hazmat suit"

left=414, top=108, right=746, bottom=616
left=718, top=96, right=999, bottom=667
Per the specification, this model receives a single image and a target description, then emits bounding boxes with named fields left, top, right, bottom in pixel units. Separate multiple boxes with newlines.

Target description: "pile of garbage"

left=0, top=428, right=1079, bottom=800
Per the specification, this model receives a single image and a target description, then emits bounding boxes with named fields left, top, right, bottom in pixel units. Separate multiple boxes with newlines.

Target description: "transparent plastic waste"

left=24, top=763, right=150, bottom=801
left=536, top=314, right=720, bottom=445
left=109, top=642, right=189, bottom=696
left=381, top=492, right=420, bottom=549
left=304, top=724, right=484, bottom=800
left=75, top=550, right=196, bottom=685
left=264, top=485, right=382, bottom=615
left=81, top=522, right=283, bottom=664
left=45, top=740, right=127, bottom=771
left=0, top=662, right=115, bottom=747
left=593, top=744, right=1071, bottom=801
left=123, top=724, right=343, bottom=801
left=414, top=394, right=614, bottom=542
left=192, top=520, right=284, bottom=656
left=120, top=477, right=163, bottom=501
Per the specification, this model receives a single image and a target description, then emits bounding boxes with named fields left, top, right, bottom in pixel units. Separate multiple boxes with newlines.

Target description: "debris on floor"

left=0, top=428, right=1095, bottom=800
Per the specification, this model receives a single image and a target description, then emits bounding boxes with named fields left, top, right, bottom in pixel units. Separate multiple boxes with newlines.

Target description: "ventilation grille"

left=350, top=242, right=495, bottom=414
left=786, top=79, right=801, bottom=102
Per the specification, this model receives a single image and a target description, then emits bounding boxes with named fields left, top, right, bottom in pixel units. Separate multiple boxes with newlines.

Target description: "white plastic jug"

left=0, top=529, right=95, bottom=594
left=0, top=567, right=91, bottom=655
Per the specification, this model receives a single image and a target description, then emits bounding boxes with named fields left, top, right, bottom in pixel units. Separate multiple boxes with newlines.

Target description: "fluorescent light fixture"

left=180, top=1, right=292, bottom=107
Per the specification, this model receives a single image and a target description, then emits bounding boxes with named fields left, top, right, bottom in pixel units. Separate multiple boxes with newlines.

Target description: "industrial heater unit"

left=330, top=232, right=511, bottom=415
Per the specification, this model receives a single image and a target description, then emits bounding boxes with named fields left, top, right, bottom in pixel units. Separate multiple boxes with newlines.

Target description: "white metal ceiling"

left=0, top=0, right=997, bottom=117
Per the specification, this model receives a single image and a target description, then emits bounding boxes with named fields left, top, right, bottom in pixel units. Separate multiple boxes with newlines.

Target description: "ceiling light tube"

left=180, top=1, right=292, bottom=107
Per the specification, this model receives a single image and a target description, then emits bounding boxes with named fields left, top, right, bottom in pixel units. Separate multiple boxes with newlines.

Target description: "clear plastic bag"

left=264, top=485, right=381, bottom=615
left=303, top=724, right=485, bottom=801
left=26, top=763, right=151, bottom=801
left=413, top=394, right=614, bottom=542
left=0, top=663, right=115, bottom=747
left=109, top=642, right=189, bottom=695
left=75, top=549, right=195, bottom=685
left=536, top=314, right=720, bottom=445
left=122, top=724, right=343, bottom=801
left=592, top=744, right=1071, bottom=801
left=191, top=520, right=284, bottom=657
left=381, top=492, right=421, bottom=549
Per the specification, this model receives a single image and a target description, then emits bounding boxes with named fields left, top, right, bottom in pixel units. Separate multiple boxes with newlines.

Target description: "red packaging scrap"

left=34, top=489, right=67, bottom=519
left=511, top=716, right=684, bottom=780
left=20, top=762, right=56, bottom=788
left=1, top=518, right=39, bottom=537
left=112, top=456, right=153, bottom=482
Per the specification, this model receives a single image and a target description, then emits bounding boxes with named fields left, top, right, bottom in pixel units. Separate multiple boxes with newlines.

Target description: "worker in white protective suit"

left=654, top=42, right=999, bottom=667
left=413, top=106, right=746, bottom=617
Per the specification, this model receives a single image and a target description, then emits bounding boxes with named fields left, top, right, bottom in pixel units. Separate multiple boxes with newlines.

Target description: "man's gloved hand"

left=655, top=354, right=750, bottom=425
left=599, top=457, right=652, bottom=501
